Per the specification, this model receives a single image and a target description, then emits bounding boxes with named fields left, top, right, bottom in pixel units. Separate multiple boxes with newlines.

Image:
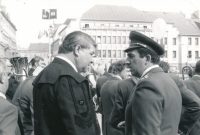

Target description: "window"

left=164, top=37, right=167, bottom=45
left=97, top=36, right=101, bottom=44
left=98, top=50, right=101, bottom=57
left=85, top=24, right=89, bottom=28
left=173, top=51, right=176, bottom=58
left=173, top=38, right=176, bottom=45
left=117, top=36, right=121, bottom=44
left=195, top=38, right=199, bottom=45
left=100, top=24, right=104, bottom=27
left=195, top=51, right=199, bottom=58
left=103, top=50, right=106, bottom=57
left=108, top=50, right=111, bottom=57
left=112, top=50, right=116, bottom=58
left=115, top=25, right=119, bottom=27
left=130, top=25, right=133, bottom=27
left=188, top=38, right=192, bottom=45
left=102, top=36, right=106, bottom=44
left=122, top=36, right=126, bottom=44
left=188, top=51, right=192, bottom=58
left=107, top=36, right=111, bottom=44
left=112, top=36, right=116, bottom=44
left=117, top=50, right=121, bottom=58
left=164, top=51, right=167, bottom=58
left=127, top=37, right=130, bottom=44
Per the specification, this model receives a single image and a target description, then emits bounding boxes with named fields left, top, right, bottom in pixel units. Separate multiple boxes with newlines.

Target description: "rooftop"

left=28, top=43, right=49, bottom=52
left=81, top=5, right=200, bottom=35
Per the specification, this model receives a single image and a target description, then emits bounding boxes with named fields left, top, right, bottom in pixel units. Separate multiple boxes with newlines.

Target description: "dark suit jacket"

left=168, top=73, right=200, bottom=135
left=183, top=75, right=200, bottom=135
left=101, top=76, right=123, bottom=135
left=33, top=58, right=100, bottom=135
left=109, top=77, right=138, bottom=130
left=96, top=73, right=113, bottom=113
left=12, top=76, right=35, bottom=135
left=0, top=97, right=21, bottom=135
left=125, top=67, right=182, bottom=135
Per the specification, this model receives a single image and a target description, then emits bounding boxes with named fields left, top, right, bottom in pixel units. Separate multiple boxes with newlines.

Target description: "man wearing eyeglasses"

left=33, top=31, right=100, bottom=135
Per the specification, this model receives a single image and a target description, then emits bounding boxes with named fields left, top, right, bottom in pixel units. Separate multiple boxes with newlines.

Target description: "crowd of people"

left=0, top=30, right=200, bottom=135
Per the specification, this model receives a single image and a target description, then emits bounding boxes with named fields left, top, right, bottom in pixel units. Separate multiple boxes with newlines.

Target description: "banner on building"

left=42, top=9, right=57, bottom=19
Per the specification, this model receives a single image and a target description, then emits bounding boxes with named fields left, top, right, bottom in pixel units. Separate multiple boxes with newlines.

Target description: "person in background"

left=183, top=60, right=200, bottom=135
left=101, top=59, right=131, bottom=135
left=32, top=31, right=100, bottom=135
left=12, top=61, right=46, bottom=135
left=125, top=31, right=182, bottom=135
left=159, top=61, right=200, bottom=135
left=28, top=56, right=44, bottom=76
left=0, top=59, right=21, bottom=135
left=188, top=67, right=194, bottom=79
left=109, top=75, right=138, bottom=133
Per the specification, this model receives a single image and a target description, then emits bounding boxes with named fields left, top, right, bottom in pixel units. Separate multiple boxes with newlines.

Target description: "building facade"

left=17, top=43, right=49, bottom=62
left=0, top=6, right=17, bottom=58
left=52, top=5, right=200, bottom=72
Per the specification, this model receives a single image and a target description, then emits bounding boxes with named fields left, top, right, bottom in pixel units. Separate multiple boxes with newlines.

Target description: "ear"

left=0, top=73, right=6, bottom=84
left=74, top=45, right=82, bottom=57
left=145, top=54, right=151, bottom=65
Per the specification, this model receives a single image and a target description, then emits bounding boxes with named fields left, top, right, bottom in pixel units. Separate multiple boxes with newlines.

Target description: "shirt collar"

left=56, top=55, right=78, bottom=72
left=141, top=65, right=159, bottom=79
left=114, top=75, right=122, bottom=80
left=0, top=92, right=6, bottom=99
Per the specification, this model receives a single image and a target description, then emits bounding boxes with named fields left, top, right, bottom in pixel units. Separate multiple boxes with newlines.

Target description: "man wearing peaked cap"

left=125, top=31, right=182, bottom=135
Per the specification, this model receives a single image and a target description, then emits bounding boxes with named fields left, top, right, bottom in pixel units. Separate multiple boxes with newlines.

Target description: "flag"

left=38, top=30, right=44, bottom=39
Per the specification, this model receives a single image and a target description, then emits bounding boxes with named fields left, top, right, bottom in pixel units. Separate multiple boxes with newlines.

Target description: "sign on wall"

left=42, top=9, right=57, bottom=19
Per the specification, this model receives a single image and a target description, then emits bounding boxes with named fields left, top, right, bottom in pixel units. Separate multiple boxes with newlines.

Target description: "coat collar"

left=33, top=58, right=86, bottom=85
left=192, top=75, right=200, bottom=81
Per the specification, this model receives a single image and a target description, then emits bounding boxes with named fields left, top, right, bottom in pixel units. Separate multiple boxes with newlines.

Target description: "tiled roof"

left=28, top=43, right=49, bottom=52
left=81, top=5, right=200, bottom=35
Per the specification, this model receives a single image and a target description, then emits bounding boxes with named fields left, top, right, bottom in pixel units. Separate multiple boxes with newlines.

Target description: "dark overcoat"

left=12, top=76, right=35, bottom=135
left=109, top=77, right=138, bottom=129
left=183, top=75, right=200, bottom=135
left=32, top=58, right=100, bottom=135
left=101, top=76, right=123, bottom=135
left=125, top=67, right=182, bottom=135
left=0, top=97, right=21, bottom=135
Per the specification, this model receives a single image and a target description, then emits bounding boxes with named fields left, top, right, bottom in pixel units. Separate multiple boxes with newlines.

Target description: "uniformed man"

left=125, top=31, right=182, bottom=135
left=159, top=61, right=200, bottom=135
left=33, top=31, right=100, bottom=135
left=101, top=59, right=131, bottom=135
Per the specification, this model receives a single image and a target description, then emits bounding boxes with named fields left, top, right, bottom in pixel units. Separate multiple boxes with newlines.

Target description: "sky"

left=1, top=0, right=200, bottom=48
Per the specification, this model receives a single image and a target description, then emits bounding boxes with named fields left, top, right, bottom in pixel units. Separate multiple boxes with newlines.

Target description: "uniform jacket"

left=0, top=97, right=21, bottom=135
left=12, top=76, right=35, bottom=135
left=109, top=77, right=138, bottom=130
left=32, top=58, right=100, bottom=135
left=183, top=75, right=200, bottom=135
left=125, top=67, right=182, bottom=135
left=101, top=76, right=124, bottom=135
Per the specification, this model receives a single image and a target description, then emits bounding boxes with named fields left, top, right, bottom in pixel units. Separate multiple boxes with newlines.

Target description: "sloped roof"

left=28, top=43, right=49, bottom=52
left=81, top=5, right=200, bottom=35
